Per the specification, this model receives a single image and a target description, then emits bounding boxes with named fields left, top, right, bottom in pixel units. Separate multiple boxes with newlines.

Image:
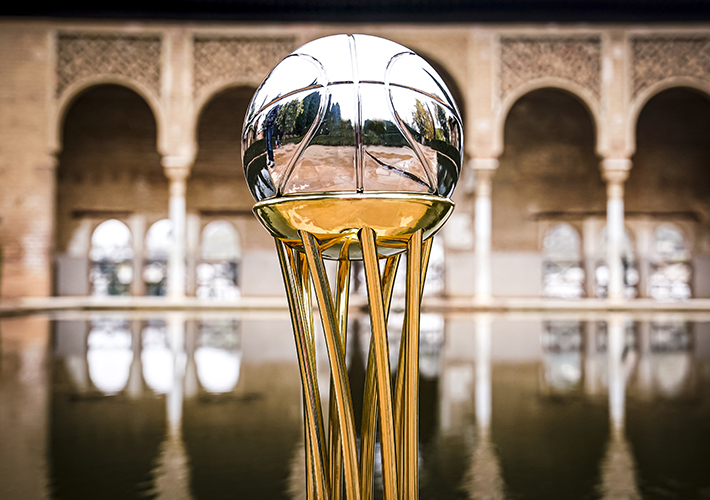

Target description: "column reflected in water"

left=152, top=313, right=192, bottom=500
left=598, top=314, right=641, bottom=500
left=463, top=314, right=505, bottom=500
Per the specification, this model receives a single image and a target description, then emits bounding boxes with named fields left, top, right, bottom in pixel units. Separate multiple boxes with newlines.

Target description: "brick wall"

left=0, top=25, right=54, bottom=297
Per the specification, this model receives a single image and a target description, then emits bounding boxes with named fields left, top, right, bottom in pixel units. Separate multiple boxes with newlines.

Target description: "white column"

left=163, top=157, right=191, bottom=299
left=635, top=219, right=653, bottom=299
left=472, top=159, right=498, bottom=303
left=602, top=159, right=631, bottom=302
left=582, top=217, right=600, bottom=298
left=185, top=213, right=201, bottom=297
left=128, top=214, right=147, bottom=297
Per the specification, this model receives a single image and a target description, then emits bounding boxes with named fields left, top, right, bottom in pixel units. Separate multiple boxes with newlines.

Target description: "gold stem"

left=329, top=256, right=351, bottom=500
left=301, top=231, right=362, bottom=500
left=359, top=228, right=399, bottom=500
left=402, top=230, right=423, bottom=500
left=275, top=239, right=330, bottom=499
left=360, top=254, right=400, bottom=500
left=306, top=410, right=316, bottom=500
left=394, top=235, right=432, bottom=490
left=295, top=249, right=331, bottom=493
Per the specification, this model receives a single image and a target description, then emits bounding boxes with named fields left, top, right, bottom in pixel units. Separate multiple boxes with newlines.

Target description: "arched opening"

left=542, top=223, right=585, bottom=299
left=56, top=84, right=167, bottom=296
left=197, top=221, right=241, bottom=300
left=89, top=219, right=133, bottom=296
left=628, top=87, right=710, bottom=298
left=188, top=86, right=266, bottom=297
left=497, top=88, right=602, bottom=297
left=143, top=219, right=173, bottom=297
left=595, top=226, right=639, bottom=299
left=649, top=224, right=692, bottom=300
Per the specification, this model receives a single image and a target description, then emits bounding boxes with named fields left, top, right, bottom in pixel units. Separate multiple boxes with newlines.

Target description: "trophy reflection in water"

left=242, top=34, right=463, bottom=500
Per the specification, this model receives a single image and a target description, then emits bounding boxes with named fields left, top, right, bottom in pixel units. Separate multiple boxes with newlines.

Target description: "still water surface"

left=1, top=312, right=709, bottom=499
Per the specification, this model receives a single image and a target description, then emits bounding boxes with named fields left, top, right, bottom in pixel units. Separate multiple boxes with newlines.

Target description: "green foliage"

left=294, top=92, right=321, bottom=135
left=413, top=99, right=435, bottom=141
left=275, top=99, right=303, bottom=136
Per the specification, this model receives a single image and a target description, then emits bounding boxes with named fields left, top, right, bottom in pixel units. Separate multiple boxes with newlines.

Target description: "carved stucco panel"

left=500, top=37, right=601, bottom=102
left=632, top=36, right=710, bottom=98
left=193, top=36, right=296, bottom=99
left=56, top=33, right=162, bottom=98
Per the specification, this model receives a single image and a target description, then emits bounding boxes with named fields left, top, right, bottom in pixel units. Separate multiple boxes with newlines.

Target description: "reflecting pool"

left=1, top=312, right=709, bottom=499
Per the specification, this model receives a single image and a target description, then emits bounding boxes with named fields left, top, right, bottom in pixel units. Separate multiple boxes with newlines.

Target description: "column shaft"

left=602, top=160, right=631, bottom=302
left=163, top=159, right=192, bottom=299
left=168, top=178, right=187, bottom=298
left=472, top=159, right=498, bottom=302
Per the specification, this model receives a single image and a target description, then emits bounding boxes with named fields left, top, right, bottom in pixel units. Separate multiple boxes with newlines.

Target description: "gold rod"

left=359, top=228, right=399, bottom=500
left=329, top=255, right=351, bottom=500
left=306, top=408, right=316, bottom=500
left=275, top=240, right=330, bottom=499
left=295, top=249, right=331, bottom=494
left=301, top=231, right=362, bottom=500
left=359, top=253, right=401, bottom=500
left=403, top=230, right=423, bottom=500
left=394, top=235, right=433, bottom=488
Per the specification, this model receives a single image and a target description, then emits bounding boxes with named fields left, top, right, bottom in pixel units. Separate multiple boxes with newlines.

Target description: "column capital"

left=162, top=155, right=193, bottom=182
left=601, top=158, right=631, bottom=184
left=469, top=158, right=499, bottom=172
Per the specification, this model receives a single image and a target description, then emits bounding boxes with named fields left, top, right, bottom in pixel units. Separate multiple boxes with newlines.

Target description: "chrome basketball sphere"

left=241, top=34, right=463, bottom=202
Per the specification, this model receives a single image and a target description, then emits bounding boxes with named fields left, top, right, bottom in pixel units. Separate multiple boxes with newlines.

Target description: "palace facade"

left=1, top=19, right=709, bottom=300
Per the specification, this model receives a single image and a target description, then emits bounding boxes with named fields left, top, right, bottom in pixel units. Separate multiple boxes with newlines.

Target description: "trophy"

left=242, top=34, right=462, bottom=500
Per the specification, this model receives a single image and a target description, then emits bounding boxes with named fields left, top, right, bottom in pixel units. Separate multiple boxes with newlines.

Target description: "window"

left=89, top=219, right=133, bottom=296
left=143, top=219, right=173, bottom=296
left=196, top=221, right=241, bottom=300
left=649, top=224, right=691, bottom=300
left=542, top=224, right=585, bottom=299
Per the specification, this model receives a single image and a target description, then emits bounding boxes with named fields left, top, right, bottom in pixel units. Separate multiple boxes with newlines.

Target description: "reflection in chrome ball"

left=242, top=34, right=463, bottom=202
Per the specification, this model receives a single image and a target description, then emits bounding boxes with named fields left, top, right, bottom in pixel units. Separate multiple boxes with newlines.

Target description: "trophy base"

left=252, top=191, right=454, bottom=260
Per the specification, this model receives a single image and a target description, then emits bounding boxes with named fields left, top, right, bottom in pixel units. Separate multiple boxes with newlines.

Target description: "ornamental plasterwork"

left=193, top=36, right=295, bottom=98
left=500, top=37, right=601, bottom=101
left=56, top=33, right=162, bottom=98
left=631, top=36, right=710, bottom=98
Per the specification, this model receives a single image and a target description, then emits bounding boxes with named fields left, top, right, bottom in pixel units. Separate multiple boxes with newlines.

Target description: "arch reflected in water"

left=195, top=319, right=242, bottom=394
left=540, top=320, right=583, bottom=394
left=142, top=319, right=174, bottom=394
left=87, top=318, right=133, bottom=394
left=647, top=321, right=694, bottom=398
left=89, top=219, right=133, bottom=296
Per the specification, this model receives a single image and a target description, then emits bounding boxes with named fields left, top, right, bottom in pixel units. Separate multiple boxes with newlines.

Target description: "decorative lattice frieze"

left=500, top=37, right=601, bottom=101
left=193, top=36, right=295, bottom=97
left=632, top=36, right=710, bottom=98
left=56, top=33, right=162, bottom=98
